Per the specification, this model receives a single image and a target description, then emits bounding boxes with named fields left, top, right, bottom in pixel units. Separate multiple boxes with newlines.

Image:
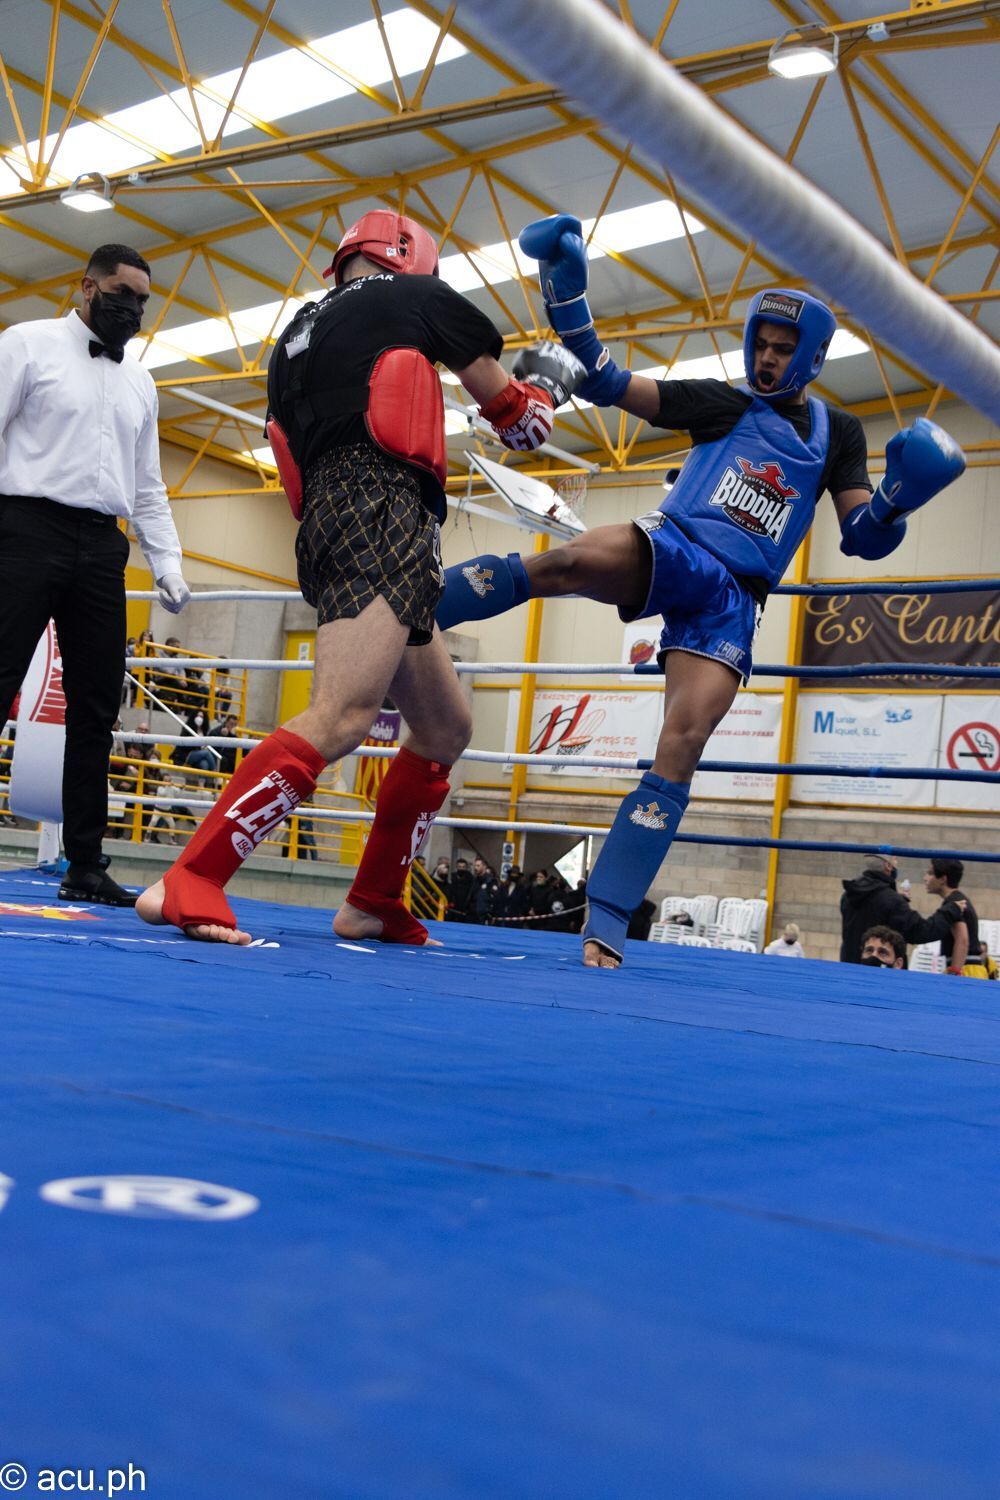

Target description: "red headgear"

left=326, top=211, right=439, bottom=284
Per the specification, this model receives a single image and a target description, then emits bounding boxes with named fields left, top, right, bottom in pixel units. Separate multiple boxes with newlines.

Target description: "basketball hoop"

left=555, top=472, right=589, bottom=525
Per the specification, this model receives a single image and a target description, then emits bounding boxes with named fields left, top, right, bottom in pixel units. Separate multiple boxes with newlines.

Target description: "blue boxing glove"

left=841, top=418, right=966, bottom=560
left=519, top=214, right=630, bottom=407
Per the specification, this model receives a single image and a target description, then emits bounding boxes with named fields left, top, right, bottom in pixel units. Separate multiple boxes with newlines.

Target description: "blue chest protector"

left=662, top=392, right=830, bottom=589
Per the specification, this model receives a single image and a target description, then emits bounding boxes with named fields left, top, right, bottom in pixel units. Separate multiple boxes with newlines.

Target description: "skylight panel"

left=438, top=199, right=705, bottom=295
left=4, top=10, right=466, bottom=186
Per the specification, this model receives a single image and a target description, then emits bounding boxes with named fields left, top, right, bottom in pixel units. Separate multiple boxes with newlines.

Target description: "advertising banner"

left=801, top=587, right=1000, bottom=689
left=620, top=620, right=660, bottom=682
left=691, top=692, right=783, bottom=801
left=505, top=688, right=660, bottom=778
left=936, top=696, right=1000, bottom=812
left=791, top=694, right=942, bottom=806
left=9, top=621, right=66, bottom=823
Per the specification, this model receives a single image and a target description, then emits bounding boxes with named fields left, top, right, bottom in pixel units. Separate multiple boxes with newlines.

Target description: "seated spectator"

left=123, top=720, right=155, bottom=763
left=763, top=922, right=805, bottom=957
left=179, top=709, right=220, bottom=776
left=145, top=769, right=188, bottom=846
left=153, top=637, right=187, bottom=712
left=665, top=910, right=694, bottom=928
left=213, top=663, right=235, bottom=719
left=859, top=926, right=906, bottom=970
left=977, top=941, right=998, bottom=981
left=210, top=715, right=242, bottom=777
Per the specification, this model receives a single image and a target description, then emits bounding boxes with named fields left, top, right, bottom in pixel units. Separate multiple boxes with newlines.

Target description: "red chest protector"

left=267, top=347, right=447, bottom=521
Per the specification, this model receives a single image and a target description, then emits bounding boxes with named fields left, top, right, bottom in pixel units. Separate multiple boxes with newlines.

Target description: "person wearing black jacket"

left=470, top=857, right=500, bottom=924
left=840, top=854, right=962, bottom=963
left=445, top=857, right=474, bottom=922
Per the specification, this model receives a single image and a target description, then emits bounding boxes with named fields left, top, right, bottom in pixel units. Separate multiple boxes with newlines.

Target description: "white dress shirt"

left=0, top=309, right=182, bottom=579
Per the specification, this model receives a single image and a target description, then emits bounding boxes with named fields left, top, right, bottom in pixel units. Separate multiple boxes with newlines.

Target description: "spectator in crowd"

left=494, top=866, right=530, bottom=924
left=665, top=910, right=694, bottom=928
left=763, top=921, right=806, bottom=957
left=211, top=715, right=242, bottom=777
left=178, top=709, right=220, bottom=778
left=840, top=854, right=963, bottom=963
left=977, top=940, right=998, bottom=981
left=564, top=877, right=587, bottom=934
left=446, top=857, right=474, bottom=922
left=123, top=719, right=158, bottom=763
left=528, top=869, right=552, bottom=922
left=185, top=669, right=210, bottom=718
left=859, top=926, right=907, bottom=969
left=923, top=859, right=980, bottom=977
left=548, top=872, right=575, bottom=933
left=153, top=636, right=187, bottom=712
left=470, top=856, right=499, bottom=924
left=213, top=663, right=234, bottom=719
left=144, top=767, right=189, bottom=845
left=626, top=896, right=657, bottom=942
left=431, top=856, right=451, bottom=899
left=122, top=637, right=138, bottom=707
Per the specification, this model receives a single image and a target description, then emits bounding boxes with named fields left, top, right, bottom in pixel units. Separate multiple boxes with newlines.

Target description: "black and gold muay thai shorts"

left=296, top=443, right=444, bottom=645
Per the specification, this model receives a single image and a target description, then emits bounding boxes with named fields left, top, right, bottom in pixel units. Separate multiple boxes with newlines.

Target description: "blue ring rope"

left=632, top=661, right=1000, bottom=679
left=656, top=760, right=999, bottom=783
left=773, top=578, right=1000, bottom=596
left=674, top=832, right=1000, bottom=863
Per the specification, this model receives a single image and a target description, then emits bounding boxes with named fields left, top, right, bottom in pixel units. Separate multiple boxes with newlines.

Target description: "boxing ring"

left=2, top=567, right=999, bottom=1498
left=2, top=0, right=999, bottom=1490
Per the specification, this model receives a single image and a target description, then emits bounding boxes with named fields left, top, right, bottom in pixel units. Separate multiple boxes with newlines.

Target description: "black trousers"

left=0, top=495, right=129, bottom=866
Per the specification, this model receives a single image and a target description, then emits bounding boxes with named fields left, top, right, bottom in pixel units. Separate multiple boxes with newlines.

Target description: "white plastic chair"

left=678, top=933, right=712, bottom=948
left=909, top=941, right=946, bottom=973
left=691, top=895, right=718, bottom=928
left=979, top=918, right=1000, bottom=959
left=717, top=936, right=757, bottom=953
left=649, top=923, right=683, bottom=945
left=716, top=897, right=746, bottom=935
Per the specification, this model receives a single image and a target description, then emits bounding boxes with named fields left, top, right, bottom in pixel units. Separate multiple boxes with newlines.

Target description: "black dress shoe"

left=58, top=856, right=137, bottom=908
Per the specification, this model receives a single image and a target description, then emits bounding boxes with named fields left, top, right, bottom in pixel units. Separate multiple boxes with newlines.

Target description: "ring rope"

left=113, top=794, right=1000, bottom=864
left=126, top=735, right=999, bottom=786
left=125, top=580, right=1000, bottom=604
left=123, top=656, right=1000, bottom=680
left=456, top=0, right=1000, bottom=421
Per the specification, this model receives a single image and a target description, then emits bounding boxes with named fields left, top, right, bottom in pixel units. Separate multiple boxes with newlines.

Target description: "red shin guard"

left=162, top=726, right=326, bottom=930
left=346, top=746, right=451, bottom=944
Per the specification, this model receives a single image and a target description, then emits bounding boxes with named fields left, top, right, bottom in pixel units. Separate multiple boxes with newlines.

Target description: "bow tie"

left=89, top=340, right=124, bottom=364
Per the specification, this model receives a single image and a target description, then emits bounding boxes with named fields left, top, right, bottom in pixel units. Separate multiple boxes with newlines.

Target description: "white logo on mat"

left=39, top=1175, right=259, bottom=1221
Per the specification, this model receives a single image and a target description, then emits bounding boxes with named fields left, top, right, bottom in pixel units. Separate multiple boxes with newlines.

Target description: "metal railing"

left=124, top=639, right=247, bottom=725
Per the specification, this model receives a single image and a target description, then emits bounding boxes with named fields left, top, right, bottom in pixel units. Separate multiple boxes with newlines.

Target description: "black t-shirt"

left=267, top=271, right=503, bottom=501
left=653, top=378, right=871, bottom=500
left=939, top=890, right=979, bottom=962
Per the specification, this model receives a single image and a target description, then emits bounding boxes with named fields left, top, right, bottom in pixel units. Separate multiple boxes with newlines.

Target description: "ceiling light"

left=767, top=24, right=839, bottom=79
left=59, top=172, right=114, bottom=212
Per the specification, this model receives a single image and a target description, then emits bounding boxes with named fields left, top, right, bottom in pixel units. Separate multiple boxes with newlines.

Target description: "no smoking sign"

left=947, top=721, right=1000, bottom=774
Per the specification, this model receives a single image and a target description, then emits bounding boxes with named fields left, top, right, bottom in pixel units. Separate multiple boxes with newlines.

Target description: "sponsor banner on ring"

left=937, top=695, right=1000, bottom=812
left=802, top=587, right=1000, bottom=688
left=692, top=692, right=783, bottom=801
left=505, top=688, right=660, bottom=778
left=792, top=694, right=942, bottom=807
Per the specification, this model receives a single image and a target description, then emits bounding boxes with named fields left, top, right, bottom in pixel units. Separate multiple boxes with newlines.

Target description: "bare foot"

left=136, top=879, right=252, bottom=945
left=583, top=940, right=621, bottom=969
left=332, top=901, right=442, bottom=946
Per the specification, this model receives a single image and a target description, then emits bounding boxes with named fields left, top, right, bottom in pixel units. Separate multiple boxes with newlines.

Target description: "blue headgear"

left=743, top=288, right=837, bottom=399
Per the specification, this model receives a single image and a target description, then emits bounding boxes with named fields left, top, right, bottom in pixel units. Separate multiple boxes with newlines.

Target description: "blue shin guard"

left=584, top=773, right=690, bottom=963
left=436, top=552, right=530, bottom=631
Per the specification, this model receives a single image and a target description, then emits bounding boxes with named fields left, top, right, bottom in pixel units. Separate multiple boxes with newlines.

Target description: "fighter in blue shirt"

left=436, top=214, right=966, bottom=967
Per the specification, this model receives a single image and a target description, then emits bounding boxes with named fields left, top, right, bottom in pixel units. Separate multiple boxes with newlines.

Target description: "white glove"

left=157, top=571, right=191, bottom=614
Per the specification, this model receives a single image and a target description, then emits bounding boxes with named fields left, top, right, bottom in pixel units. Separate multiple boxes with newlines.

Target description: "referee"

left=0, top=243, right=190, bottom=906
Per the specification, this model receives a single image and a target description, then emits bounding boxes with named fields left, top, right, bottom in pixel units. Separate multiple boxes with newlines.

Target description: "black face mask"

left=860, top=954, right=894, bottom=968
left=90, top=287, right=144, bottom=348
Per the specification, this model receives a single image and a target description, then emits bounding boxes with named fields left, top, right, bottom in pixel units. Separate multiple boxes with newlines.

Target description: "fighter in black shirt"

left=138, top=211, right=583, bottom=945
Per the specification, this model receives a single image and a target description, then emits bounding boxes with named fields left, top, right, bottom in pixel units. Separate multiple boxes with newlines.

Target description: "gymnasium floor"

left=0, top=866, right=997, bottom=1499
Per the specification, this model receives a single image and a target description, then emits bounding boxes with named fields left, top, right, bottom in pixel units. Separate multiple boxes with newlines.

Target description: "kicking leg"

left=436, top=523, right=650, bottom=628
left=583, top=653, right=740, bottom=968
left=334, top=628, right=473, bottom=944
left=137, top=598, right=409, bottom=941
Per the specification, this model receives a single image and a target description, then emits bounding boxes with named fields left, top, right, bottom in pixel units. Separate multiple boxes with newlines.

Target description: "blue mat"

left=0, top=867, right=997, bottom=1499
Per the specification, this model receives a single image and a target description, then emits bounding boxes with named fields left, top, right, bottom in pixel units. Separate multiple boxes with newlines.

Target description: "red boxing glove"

left=479, top=379, right=554, bottom=452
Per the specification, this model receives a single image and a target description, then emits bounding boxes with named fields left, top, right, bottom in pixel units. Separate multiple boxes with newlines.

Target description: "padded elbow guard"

left=840, top=502, right=906, bottom=561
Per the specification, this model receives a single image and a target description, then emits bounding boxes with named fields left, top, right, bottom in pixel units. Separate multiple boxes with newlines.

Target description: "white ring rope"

left=456, top=0, right=1000, bottom=422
